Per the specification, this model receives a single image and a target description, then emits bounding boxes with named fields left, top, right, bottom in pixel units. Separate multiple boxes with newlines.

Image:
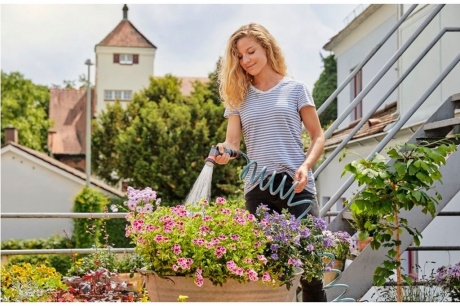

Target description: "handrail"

left=320, top=53, right=460, bottom=217
left=2, top=246, right=458, bottom=256
left=314, top=27, right=460, bottom=177
left=1, top=212, right=127, bottom=219
left=1, top=248, right=134, bottom=255
left=322, top=4, right=445, bottom=140
left=316, top=4, right=418, bottom=117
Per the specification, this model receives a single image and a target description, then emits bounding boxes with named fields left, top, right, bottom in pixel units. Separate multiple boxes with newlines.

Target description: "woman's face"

left=236, top=36, right=268, bottom=77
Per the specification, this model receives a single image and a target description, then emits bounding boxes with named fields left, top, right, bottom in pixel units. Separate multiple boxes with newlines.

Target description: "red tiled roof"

left=179, top=77, right=210, bottom=96
left=325, top=102, right=398, bottom=147
left=97, top=20, right=156, bottom=49
left=1, top=142, right=124, bottom=198
left=49, top=88, right=96, bottom=155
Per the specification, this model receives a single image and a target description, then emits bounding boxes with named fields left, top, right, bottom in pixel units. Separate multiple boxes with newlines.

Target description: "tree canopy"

left=312, top=54, right=337, bottom=127
left=1, top=71, right=53, bottom=152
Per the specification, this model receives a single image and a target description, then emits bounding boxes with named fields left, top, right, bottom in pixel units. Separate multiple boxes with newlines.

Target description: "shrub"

left=73, top=187, right=107, bottom=248
left=7, top=255, right=72, bottom=276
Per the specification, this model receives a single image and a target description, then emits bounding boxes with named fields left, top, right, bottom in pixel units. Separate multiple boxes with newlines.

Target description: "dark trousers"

left=245, top=172, right=327, bottom=302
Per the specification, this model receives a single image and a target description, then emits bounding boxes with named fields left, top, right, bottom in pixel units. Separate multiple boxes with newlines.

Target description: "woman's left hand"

left=293, top=164, right=309, bottom=193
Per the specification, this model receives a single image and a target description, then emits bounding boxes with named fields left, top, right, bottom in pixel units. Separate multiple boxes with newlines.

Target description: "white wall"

left=95, top=45, right=155, bottom=116
left=398, top=4, right=460, bottom=127
left=1, top=148, right=119, bottom=240
left=334, top=5, right=399, bottom=129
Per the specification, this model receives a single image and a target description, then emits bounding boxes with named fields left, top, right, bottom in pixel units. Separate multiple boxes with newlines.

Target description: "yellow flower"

left=178, top=295, right=189, bottom=302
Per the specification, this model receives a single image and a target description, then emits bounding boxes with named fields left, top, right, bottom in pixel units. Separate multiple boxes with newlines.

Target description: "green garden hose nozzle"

left=205, top=146, right=241, bottom=166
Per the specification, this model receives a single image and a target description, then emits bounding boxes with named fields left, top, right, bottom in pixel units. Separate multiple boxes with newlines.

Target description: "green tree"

left=92, top=101, right=129, bottom=185
left=92, top=71, right=245, bottom=205
left=312, top=54, right=337, bottom=127
left=1, top=71, right=53, bottom=152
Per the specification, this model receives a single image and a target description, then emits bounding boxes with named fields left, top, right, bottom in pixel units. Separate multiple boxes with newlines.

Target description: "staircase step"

left=452, top=93, right=460, bottom=104
left=423, top=117, right=460, bottom=131
left=416, top=136, right=460, bottom=147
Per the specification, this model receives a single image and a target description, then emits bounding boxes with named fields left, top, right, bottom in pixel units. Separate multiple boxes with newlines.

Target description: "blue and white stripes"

left=224, top=77, right=317, bottom=195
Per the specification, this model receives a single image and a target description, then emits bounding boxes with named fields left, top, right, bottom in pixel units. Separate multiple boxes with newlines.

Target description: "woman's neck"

left=251, top=70, right=284, bottom=91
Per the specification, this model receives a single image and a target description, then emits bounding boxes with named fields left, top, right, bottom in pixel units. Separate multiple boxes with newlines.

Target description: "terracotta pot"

left=140, top=270, right=302, bottom=302
left=110, top=273, right=144, bottom=293
left=358, top=236, right=373, bottom=252
left=322, top=259, right=345, bottom=286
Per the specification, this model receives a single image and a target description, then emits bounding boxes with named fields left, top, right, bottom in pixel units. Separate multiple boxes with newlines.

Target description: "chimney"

left=123, top=4, right=128, bottom=20
left=4, top=126, right=18, bottom=143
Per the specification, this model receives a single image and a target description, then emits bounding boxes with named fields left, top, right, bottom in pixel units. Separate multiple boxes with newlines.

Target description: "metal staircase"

left=313, top=4, right=460, bottom=301
left=325, top=94, right=460, bottom=301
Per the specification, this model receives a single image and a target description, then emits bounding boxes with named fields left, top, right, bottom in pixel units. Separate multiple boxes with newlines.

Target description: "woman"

left=214, top=23, right=326, bottom=302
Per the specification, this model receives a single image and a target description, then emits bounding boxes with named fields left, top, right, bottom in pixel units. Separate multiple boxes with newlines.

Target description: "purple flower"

left=307, top=243, right=314, bottom=252
left=271, top=253, right=279, bottom=260
left=270, top=244, right=280, bottom=252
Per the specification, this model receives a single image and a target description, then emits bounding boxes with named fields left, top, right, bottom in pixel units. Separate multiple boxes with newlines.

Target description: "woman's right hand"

left=214, top=143, right=230, bottom=165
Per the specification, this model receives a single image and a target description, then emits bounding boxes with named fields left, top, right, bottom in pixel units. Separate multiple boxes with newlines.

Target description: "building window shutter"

left=113, top=54, right=120, bottom=63
left=133, top=54, right=139, bottom=64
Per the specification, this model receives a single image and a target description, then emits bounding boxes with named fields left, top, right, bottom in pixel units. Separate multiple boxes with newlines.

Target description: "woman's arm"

left=294, top=106, right=325, bottom=193
left=215, top=115, right=242, bottom=165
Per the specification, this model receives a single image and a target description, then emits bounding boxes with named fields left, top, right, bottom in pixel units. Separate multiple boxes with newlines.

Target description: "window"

left=351, top=68, right=363, bottom=121
left=103, top=90, right=133, bottom=101
left=120, top=54, right=133, bottom=64
left=113, top=54, right=139, bottom=65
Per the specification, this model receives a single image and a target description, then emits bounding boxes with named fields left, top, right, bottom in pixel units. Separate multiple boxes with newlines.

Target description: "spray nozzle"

left=205, top=146, right=241, bottom=166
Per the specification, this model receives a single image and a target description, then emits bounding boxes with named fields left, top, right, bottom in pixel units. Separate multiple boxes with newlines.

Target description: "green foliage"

left=72, top=187, right=108, bottom=248
left=104, top=197, right=134, bottom=248
left=92, top=69, right=245, bottom=205
left=312, top=54, right=337, bottom=127
left=1, top=71, right=53, bottom=151
left=67, top=249, right=117, bottom=277
left=349, top=208, right=380, bottom=237
left=1, top=262, right=67, bottom=302
left=91, top=101, right=129, bottom=185
left=373, top=264, right=449, bottom=302
left=1, top=234, right=73, bottom=250
left=342, top=139, right=458, bottom=286
left=7, top=255, right=72, bottom=276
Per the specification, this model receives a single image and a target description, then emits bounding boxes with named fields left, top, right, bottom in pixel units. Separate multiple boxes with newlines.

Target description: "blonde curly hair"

left=218, top=23, right=287, bottom=110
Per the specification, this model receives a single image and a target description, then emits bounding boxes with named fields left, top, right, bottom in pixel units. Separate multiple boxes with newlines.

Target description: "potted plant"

left=348, top=209, right=380, bottom=252
left=111, top=253, right=146, bottom=293
left=342, top=139, right=457, bottom=302
left=322, top=230, right=352, bottom=285
left=124, top=186, right=328, bottom=302
left=435, top=261, right=460, bottom=301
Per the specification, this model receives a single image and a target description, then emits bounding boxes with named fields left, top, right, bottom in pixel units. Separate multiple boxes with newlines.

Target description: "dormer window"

left=113, top=54, right=139, bottom=65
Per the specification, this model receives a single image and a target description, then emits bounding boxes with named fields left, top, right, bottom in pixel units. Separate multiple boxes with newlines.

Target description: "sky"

left=1, top=3, right=364, bottom=91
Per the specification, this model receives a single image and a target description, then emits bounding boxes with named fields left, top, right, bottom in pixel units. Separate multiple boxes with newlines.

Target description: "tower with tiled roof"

left=94, top=4, right=157, bottom=115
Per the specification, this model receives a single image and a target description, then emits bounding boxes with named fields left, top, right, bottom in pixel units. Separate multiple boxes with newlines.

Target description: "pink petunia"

left=215, top=197, right=226, bottom=204
left=154, top=235, right=164, bottom=243
left=172, top=244, right=182, bottom=255
left=262, top=272, right=271, bottom=282
left=257, top=255, right=268, bottom=265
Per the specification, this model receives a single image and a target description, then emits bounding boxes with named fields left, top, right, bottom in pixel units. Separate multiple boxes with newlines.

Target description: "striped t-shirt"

left=224, top=76, right=317, bottom=196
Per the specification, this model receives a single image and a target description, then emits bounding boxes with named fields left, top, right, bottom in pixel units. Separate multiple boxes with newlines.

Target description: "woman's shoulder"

left=282, top=76, right=308, bottom=91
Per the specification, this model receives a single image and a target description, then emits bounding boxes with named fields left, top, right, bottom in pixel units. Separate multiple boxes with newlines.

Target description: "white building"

left=318, top=4, right=460, bottom=300
left=95, top=4, right=157, bottom=116
left=1, top=128, right=124, bottom=240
